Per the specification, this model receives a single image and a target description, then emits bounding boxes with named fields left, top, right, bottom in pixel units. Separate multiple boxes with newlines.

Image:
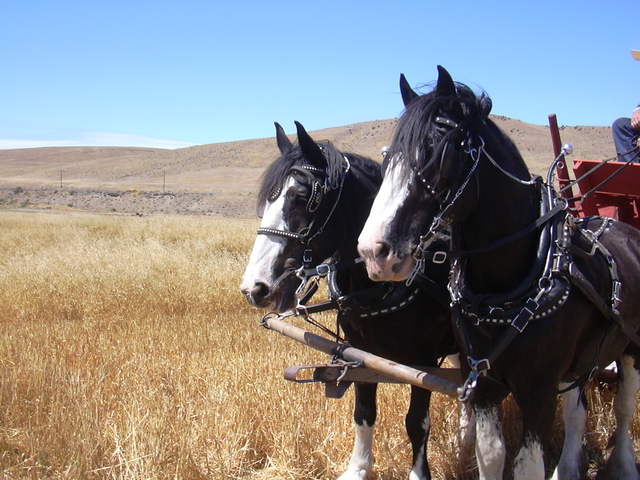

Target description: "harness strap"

left=270, top=267, right=298, bottom=293
left=457, top=291, right=545, bottom=401
left=450, top=200, right=565, bottom=257
left=295, top=299, right=338, bottom=316
left=256, top=227, right=306, bottom=242
left=569, top=263, right=640, bottom=348
left=557, top=369, right=593, bottom=395
left=411, top=270, right=450, bottom=308
left=299, top=257, right=362, bottom=279
left=458, top=251, right=640, bottom=402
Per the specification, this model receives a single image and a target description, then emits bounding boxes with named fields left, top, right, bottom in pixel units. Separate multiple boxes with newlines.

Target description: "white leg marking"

left=337, top=421, right=374, bottom=480
left=408, top=414, right=430, bottom=480
left=408, top=456, right=425, bottom=480
left=551, top=385, right=586, bottom=480
left=459, top=402, right=477, bottom=452
left=240, top=178, right=293, bottom=294
left=606, top=355, right=640, bottom=479
left=447, top=354, right=477, bottom=457
left=442, top=356, right=477, bottom=454
left=513, top=435, right=544, bottom=480
left=475, top=406, right=505, bottom=480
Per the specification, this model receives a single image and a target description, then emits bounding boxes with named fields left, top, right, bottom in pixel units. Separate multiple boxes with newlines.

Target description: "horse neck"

left=458, top=153, right=539, bottom=293
left=332, top=166, right=378, bottom=293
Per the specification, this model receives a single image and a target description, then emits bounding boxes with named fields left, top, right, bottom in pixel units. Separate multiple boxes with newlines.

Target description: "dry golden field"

left=0, top=211, right=636, bottom=479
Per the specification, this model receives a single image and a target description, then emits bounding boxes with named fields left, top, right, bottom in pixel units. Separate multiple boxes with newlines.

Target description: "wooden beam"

left=312, top=365, right=463, bottom=384
left=262, top=315, right=460, bottom=397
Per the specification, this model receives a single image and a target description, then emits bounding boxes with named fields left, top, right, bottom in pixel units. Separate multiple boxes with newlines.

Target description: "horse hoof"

left=336, top=467, right=369, bottom=480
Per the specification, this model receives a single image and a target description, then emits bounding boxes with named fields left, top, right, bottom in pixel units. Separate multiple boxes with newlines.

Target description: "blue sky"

left=1, top=1, right=637, bottom=149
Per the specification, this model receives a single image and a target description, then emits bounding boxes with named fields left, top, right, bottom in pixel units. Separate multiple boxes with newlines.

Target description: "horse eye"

left=287, top=186, right=308, bottom=199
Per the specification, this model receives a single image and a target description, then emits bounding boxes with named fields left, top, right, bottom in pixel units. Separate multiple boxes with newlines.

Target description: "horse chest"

left=339, top=304, right=451, bottom=364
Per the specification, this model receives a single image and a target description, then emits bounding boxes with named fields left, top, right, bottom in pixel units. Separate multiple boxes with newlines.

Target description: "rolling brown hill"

left=0, top=116, right=615, bottom=217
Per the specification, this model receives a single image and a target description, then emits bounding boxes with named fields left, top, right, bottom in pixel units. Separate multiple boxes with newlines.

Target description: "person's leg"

left=612, top=117, right=639, bottom=161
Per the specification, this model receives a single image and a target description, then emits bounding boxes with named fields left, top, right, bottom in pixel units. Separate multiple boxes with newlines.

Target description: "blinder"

left=413, top=115, right=472, bottom=209
left=288, top=165, right=326, bottom=213
left=434, top=116, right=459, bottom=130
left=267, top=164, right=326, bottom=214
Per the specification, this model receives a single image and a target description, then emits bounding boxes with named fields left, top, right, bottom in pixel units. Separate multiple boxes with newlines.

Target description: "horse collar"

left=454, top=196, right=630, bottom=401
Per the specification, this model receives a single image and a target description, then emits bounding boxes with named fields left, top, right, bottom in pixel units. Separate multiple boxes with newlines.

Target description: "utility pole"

left=163, top=169, right=166, bottom=193
left=60, top=170, right=63, bottom=188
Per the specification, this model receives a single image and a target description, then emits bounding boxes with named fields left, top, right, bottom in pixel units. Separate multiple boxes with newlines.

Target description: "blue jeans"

left=612, top=117, right=639, bottom=162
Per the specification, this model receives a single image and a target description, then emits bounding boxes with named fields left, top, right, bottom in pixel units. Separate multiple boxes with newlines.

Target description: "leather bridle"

left=256, top=157, right=351, bottom=268
left=406, top=116, right=482, bottom=286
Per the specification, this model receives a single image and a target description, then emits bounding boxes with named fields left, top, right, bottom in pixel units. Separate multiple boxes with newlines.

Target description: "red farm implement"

left=549, top=114, right=640, bottom=228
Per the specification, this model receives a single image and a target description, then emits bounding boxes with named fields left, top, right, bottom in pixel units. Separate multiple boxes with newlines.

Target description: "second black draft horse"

left=358, top=66, right=640, bottom=479
left=240, top=121, right=457, bottom=480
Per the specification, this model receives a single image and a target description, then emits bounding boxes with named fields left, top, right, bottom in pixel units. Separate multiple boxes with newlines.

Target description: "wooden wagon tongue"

left=261, top=312, right=462, bottom=399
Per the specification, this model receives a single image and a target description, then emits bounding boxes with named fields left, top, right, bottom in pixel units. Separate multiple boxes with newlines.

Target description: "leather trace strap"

left=457, top=278, right=558, bottom=402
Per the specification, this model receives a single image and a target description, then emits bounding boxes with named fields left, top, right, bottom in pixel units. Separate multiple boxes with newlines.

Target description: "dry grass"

left=0, top=211, right=637, bottom=479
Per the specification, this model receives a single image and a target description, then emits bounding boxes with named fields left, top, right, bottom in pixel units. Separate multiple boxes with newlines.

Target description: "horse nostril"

left=374, top=241, right=391, bottom=259
left=249, top=282, right=270, bottom=302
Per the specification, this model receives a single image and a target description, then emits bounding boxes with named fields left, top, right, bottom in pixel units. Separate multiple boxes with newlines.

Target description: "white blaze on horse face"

left=240, top=177, right=295, bottom=300
left=359, top=155, right=409, bottom=249
left=358, top=156, right=413, bottom=280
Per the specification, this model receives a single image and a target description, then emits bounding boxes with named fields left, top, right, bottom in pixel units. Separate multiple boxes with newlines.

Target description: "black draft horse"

left=358, top=66, right=640, bottom=479
left=240, top=121, right=457, bottom=480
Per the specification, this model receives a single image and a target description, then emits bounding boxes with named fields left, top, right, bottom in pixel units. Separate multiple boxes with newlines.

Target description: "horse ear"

left=399, top=73, right=418, bottom=107
left=295, top=121, right=326, bottom=169
left=479, top=94, right=493, bottom=117
left=435, top=65, right=456, bottom=97
left=274, top=122, right=293, bottom=154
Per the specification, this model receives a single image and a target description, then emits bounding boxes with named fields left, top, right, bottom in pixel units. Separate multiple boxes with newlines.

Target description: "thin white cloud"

left=0, top=132, right=195, bottom=150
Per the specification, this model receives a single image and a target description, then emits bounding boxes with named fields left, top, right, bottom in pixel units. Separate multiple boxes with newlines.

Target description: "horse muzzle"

left=357, top=240, right=415, bottom=282
left=240, top=279, right=297, bottom=312
left=241, top=281, right=273, bottom=308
